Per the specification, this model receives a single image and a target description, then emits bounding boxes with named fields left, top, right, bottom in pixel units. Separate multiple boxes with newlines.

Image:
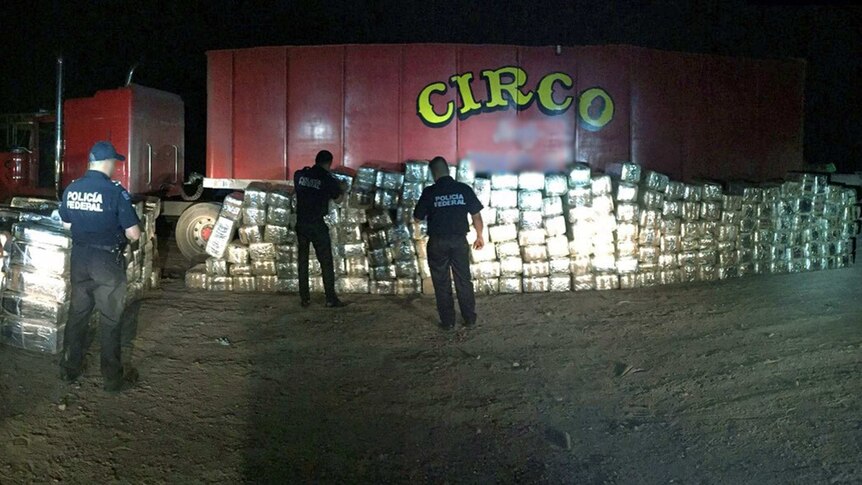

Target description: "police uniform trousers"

left=427, top=234, right=476, bottom=326
left=62, top=245, right=127, bottom=382
left=296, top=221, right=337, bottom=302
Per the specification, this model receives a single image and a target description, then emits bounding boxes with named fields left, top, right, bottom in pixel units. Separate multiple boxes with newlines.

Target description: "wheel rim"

left=190, top=215, right=216, bottom=251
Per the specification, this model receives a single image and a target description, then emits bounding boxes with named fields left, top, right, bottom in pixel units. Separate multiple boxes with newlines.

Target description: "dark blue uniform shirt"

left=414, top=176, right=483, bottom=237
left=294, top=165, right=343, bottom=225
left=58, top=170, right=140, bottom=247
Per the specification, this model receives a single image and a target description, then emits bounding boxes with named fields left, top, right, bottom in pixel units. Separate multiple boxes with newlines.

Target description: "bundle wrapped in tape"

left=9, top=241, right=70, bottom=275
left=642, top=171, right=670, bottom=192
left=374, top=189, right=400, bottom=209
left=615, top=183, right=638, bottom=202
left=491, top=173, right=519, bottom=190
left=471, top=261, right=501, bottom=279
left=4, top=266, right=70, bottom=301
left=473, top=178, right=492, bottom=206
left=229, top=263, right=252, bottom=276
left=473, top=278, right=500, bottom=295
left=457, top=159, right=475, bottom=184
left=543, top=215, right=567, bottom=237
left=232, top=276, right=256, bottom=292
left=206, top=258, right=229, bottom=276
left=518, top=229, right=546, bottom=247
left=518, top=172, right=545, bottom=191
left=591, top=175, right=613, bottom=196
left=518, top=191, right=543, bottom=211
left=12, top=222, right=72, bottom=249
left=337, top=277, right=370, bottom=294
left=404, top=161, right=429, bottom=183
left=566, top=187, right=592, bottom=208
left=0, top=316, right=64, bottom=354
left=544, top=174, right=568, bottom=195
left=243, top=182, right=270, bottom=208
left=1, top=292, right=68, bottom=324
left=605, top=162, right=642, bottom=184
left=248, top=242, right=276, bottom=261
left=542, top=197, right=564, bottom=217
left=370, top=280, right=396, bottom=295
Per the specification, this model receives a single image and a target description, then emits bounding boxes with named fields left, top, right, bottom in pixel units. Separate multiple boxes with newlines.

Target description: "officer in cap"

left=413, top=156, right=484, bottom=330
left=294, top=150, right=347, bottom=308
left=58, top=141, right=141, bottom=392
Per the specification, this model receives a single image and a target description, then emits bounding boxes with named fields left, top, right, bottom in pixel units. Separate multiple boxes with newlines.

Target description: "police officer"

left=58, top=141, right=141, bottom=392
left=413, top=156, right=484, bottom=329
left=294, top=150, right=347, bottom=308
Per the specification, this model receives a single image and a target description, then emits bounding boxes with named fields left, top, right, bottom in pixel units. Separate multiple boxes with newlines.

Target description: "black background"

left=2, top=0, right=859, bottom=175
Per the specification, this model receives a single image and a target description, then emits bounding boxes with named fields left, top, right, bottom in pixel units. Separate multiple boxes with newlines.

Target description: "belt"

left=74, top=242, right=123, bottom=252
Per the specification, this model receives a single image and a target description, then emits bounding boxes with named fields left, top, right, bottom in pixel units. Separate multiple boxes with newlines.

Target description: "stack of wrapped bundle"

left=606, top=162, right=642, bottom=289
left=518, top=172, right=550, bottom=293
left=0, top=222, right=72, bottom=354
left=488, top=173, right=522, bottom=293
left=565, top=164, right=593, bottom=290
left=590, top=174, right=618, bottom=290
left=638, top=170, right=669, bottom=288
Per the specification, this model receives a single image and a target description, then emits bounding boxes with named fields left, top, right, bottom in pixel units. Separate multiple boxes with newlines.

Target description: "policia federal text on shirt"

left=293, top=150, right=348, bottom=308
left=58, top=141, right=142, bottom=393
left=413, top=156, right=485, bottom=329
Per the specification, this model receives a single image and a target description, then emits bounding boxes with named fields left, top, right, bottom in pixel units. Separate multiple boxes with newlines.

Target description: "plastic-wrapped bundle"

left=496, top=241, right=521, bottom=257
left=473, top=278, right=500, bottom=295
left=592, top=195, right=615, bottom=214
left=543, top=215, right=567, bottom=237
left=518, top=172, right=545, bottom=191
left=489, top=224, right=518, bottom=243
left=264, top=225, right=293, bottom=244
left=573, top=274, right=595, bottom=291
left=546, top=235, right=569, bottom=258
left=605, top=162, right=642, bottom=184
left=1, top=292, right=68, bottom=324
left=367, top=209, right=393, bottom=230
left=595, top=274, right=620, bottom=290
left=518, top=191, right=543, bottom=211
left=470, top=243, right=497, bottom=263
left=266, top=186, right=294, bottom=210
left=546, top=258, right=568, bottom=275
left=518, top=211, right=543, bottom=231
left=700, top=202, right=722, bottom=221
left=591, top=175, right=613, bottom=196
left=522, top=260, right=550, bottom=277
left=370, top=265, right=396, bottom=281
left=521, top=245, right=548, bottom=262
left=344, top=256, right=369, bottom=277
left=639, top=209, right=661, bottom=229
left=242, top=207, right=267, bottom=226
left=394, top=259, right=419, bottom=278
left=185, top=264, right=208, bottom=289
left=208, top=276, right=232, bottom=291
left=335, top=277, right=369, bottom=294
left=238, top=225, right=262, bottom=245
left=0, top=317, right=64, bottom=354
left=542, top=197, right=564, bottom=217
left=616, top=257, right=638, bottom=274
left=566, top=187, right=592, bottom=208
left=616, top=203, right=639, bottom=223
left=491, top=173, right=519, bottom=190
left=470, top=261, right=501, bottom=279
left=742, top=187, right=764, bottom=204
left=456, top=159, right=475, bottom=184
left=490, top=190, right=518, bottom=209
left=367, top=230, right=389, bottom=250
left=636, top=271, right=659, bottom=288
left=639, top=190, right=664, bottom=210
left=642, top=171, right=670, bottom=192
left=570, top=258, right=591, bottom=276
left=251, top=260, right=277, bottom=276
left=11, top=222, right=72, bottom=249
left=9, top=241, right=70, bottom=275
left=248, top=242, right=276, bottom=261
left=243, top=182, right=270, bottom=208
left=638, top=228, right=661, bottom=247
left=567, top=164, right=592, bottom=187
left=223, top=242, right=248, bottom=265
left=206, top=257, right=229, bottom=276
left=370, top=280, right=396, bottom=295
left=591, top=254, right=616, bottom=273
left=391, top=240, right=415, bottom=262
left=368, top=248, right=392, bottom=267
left=472, top=178, right=492, bottom=206
left=496, top=208, right=520, bottom=225
left=253, top=275, right=276, bottom=292
left=499, top=277, right=522, bottom=293
left=394, top=278, right=421, bottom=295
left=375, top=171, right=404, bottom=191
left=615, top=183, right=638, bottom=202
left=658, top=253, right=678, bottom=269
left=722, top=195, right=744, bottom=212
left=702, top=183, right=723, bottom=202
left=567, top=207, right=593, bottom=224
left=232, top=276, right=256, bottom=292
left=665, top=181, right=685, bottom=201
left=229, top=264, right=253, bottom=276
left=522, top=277, right=549, bottom=293
left=544, top=174, right=568, bottom=195
left=5, top=265, right=70, bottom=301
left=547, top=274, right=572, bottom=292
left=387, top=224, right=412, bottom=243
left=276, top=261, right=298, bottom=278
left=660, top=269, right=682, bottom=285
left=518, top=229, right=546, bottom=247
left=374, top=189, right=400, bottom=209
left=348, top=189, right=374, bottom=209
left=681, top=202, right=700, bottom=221
left=405, top=160, right=430, bottom=182
left=662, top=199, right=683, bottom=218
left=682, top=184, right=703, bottom=202
left=619, top=273, right=637, bottom=289
left=397, top=181, right=422, bottom=204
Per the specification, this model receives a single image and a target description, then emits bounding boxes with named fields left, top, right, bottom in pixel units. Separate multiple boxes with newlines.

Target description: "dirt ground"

left=2, top=249, right=862, bottom=484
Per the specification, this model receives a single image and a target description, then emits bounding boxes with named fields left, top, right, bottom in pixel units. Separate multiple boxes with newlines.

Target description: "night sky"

left=2, top=1, right=860, bottom=174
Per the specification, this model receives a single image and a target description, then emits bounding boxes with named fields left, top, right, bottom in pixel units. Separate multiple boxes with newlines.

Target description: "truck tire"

left=175, top=202, right=221, bottom=261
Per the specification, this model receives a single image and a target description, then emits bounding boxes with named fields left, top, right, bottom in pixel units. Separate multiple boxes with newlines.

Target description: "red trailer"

left=1, top=44, right=807, bottom=260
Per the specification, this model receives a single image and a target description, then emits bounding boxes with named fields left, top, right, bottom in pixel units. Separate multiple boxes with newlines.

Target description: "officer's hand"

left=473, top=235, right=485, bottom=250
